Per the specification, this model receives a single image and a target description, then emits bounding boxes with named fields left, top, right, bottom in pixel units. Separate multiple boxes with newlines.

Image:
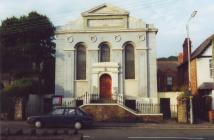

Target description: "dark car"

left=26, top=107, right=93, bottom=129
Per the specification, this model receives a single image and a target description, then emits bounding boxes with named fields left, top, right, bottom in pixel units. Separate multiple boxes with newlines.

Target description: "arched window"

left=125, top=44, right=135, bottom=79
left=99, top=43, right=110, bottom=62
left=76, top=44, right=86, bottom=80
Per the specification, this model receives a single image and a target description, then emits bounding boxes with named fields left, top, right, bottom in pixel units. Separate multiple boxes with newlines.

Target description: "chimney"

left=183, top=38, right=192, bottom=62
left=178, top=53, right=184, bottom=64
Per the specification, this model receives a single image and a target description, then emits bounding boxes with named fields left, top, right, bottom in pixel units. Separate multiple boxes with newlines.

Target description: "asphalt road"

left=80, top=128, right=214, bottom=140
left=1, top=121, right=214, bottom=140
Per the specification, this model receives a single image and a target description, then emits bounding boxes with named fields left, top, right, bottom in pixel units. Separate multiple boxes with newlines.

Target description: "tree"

left=157, top=56, right=178, bottom=61
left=0, top=11, right=55, bottom=94
left=0, top=12, right=55, bottom=119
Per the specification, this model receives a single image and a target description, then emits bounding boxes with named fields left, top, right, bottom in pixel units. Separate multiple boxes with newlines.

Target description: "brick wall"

left=177, top=99, right=188, bottom=123
left=190, top=59, right=198, bottom=95
left=81, top=104, right=163, bottom=123
left=183, top=38, right=192, bottom=62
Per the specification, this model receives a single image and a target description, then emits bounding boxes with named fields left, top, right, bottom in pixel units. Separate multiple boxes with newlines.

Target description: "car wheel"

left=74, top=121, right=82, bottom=130
left=34, top=120, right=42, bottom=128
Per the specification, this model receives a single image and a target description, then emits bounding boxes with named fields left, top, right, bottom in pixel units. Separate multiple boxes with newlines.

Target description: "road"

left=1, top=121, right=214, bottom=140
left=80, top=128, right=214, bottom=140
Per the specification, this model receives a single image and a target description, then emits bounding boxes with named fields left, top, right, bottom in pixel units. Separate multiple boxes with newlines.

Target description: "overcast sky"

left=0, top=0, right=214, bottom=57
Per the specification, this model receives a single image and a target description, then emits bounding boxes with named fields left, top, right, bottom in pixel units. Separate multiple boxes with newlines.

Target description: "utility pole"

left=186, top=11, right=197, bottom=124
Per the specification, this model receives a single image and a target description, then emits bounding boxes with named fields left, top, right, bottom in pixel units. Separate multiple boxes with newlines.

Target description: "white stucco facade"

left=195, top=43, right=214, bottom=110
left=196, top=45, right=213, bottom=87
left=54, top=4, right=158, bottom=103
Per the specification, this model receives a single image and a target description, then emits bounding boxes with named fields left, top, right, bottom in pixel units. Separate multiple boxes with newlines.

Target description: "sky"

left=0, top=0, right=214, bottom=57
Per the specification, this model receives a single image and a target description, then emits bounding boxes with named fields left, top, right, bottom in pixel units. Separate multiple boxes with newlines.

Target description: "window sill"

left=74, top=80, right=88, bottom=82
left=125, top=79, right=137, bottom=81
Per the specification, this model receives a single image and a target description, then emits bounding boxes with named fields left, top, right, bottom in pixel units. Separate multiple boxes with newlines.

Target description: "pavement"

left=1, top=120, right=214, bottom=130
left=93, top=120, right=214, bottom=129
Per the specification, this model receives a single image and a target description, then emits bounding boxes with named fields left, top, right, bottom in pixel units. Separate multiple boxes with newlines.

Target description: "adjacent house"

left=178, top=34, right=214, bottom=121
left=157, top=58, right=180, bottom=119
left=54, top=3, right=160, bottom=119
left=157, top=58, right=179, bottom=92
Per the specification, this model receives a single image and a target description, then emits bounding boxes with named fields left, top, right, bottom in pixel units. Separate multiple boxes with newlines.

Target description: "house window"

left=167, top=76, right=173, bottom=86
left=76, top=44, right=86, bottom=80
left=125, top=44, right=135, bottom=79
left=166, top=76, right=173, bottom=91
left=99, top=43, right=110, bottom=62
left=209, top=59, right=213, bottom=78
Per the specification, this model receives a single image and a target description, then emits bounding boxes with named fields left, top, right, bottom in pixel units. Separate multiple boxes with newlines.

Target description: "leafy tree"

left=3, top=78, right=34, bottom=96
left=0, top=12, right=55, bottom=119
left=0, top=11, right=55, bottom=94
left=0, top=12, right=55, bottom=72
left=157, top=56, right=178, bottom=61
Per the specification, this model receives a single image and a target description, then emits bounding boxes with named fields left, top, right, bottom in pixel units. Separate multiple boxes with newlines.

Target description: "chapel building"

left=55, top=4, right=158, bottom=105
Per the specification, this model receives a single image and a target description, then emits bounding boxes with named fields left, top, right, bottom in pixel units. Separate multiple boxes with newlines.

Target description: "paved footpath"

left=94, top=122, right=214, bottom=129
left=1, top=120, right=214, bottom=129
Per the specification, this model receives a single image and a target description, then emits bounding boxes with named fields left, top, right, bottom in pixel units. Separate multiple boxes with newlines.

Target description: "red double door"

left=99, top=74, right=112, bottom=99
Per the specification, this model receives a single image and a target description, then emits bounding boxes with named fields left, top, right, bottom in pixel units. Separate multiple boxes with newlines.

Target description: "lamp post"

left=186, top=10, right=197, bottom=124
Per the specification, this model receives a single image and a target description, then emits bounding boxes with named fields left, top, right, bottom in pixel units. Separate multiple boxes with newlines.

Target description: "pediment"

left=82, top=3, right=129, bottom=16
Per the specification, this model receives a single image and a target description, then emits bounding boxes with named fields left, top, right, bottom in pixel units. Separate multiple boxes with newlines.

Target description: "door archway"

left=99, top=74, right=112, bottom=99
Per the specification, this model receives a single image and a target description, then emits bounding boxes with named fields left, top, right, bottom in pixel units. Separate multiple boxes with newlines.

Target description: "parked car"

left=26, top=107, right=93, bottom=129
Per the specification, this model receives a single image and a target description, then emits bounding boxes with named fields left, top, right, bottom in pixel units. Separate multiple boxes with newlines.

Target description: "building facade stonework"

left=54, top=4, right=158, bottom=104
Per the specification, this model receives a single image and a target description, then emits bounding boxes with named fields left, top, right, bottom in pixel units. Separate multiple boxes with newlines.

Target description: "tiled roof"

left=178, top=34, right=214, bottom=67
left=157, top=60, right=178, bottom=72
left=191, top=34, right=214, bottom=59
left=199, top=82, right=214, bottom=90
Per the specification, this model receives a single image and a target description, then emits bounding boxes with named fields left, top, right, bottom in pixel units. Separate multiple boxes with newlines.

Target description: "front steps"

left=81, top=104, right=163, bottom=123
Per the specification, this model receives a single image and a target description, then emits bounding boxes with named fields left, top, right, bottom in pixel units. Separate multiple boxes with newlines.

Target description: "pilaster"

left=146, top=26, right=158, bottom=98
left=112, top=48, right=123, bottom=95
left=138, top=49, right=148, bottom=97
left=64, top=49, right=75, bottom=98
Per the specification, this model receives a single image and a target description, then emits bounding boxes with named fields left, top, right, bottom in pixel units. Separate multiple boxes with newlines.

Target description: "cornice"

left=56, top=28, right=158, bottom=34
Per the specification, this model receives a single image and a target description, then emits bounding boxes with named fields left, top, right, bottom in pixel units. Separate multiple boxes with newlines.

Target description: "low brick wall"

left=81, top=104, right=163, bottom=123
left=177, top=99, right=188, bottom=123
left=137, top=115, right=163, bottom=123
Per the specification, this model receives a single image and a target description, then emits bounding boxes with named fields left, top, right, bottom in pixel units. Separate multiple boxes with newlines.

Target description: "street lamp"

left=186, top=10, right=197, bottom=124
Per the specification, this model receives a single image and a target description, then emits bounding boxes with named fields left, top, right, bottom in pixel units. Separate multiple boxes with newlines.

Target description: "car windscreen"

left=64, top=108, right=75, bottom=115
left=51, top=108, right=64, bottom=115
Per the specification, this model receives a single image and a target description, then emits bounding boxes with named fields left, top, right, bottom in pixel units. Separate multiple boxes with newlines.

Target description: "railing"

left=61, top=98, right=76, bottom=107
left=136, top=102, right=178, bottom=115
left=76, top=92, right=99, bottom=104
left=136, top=102, right=160, bottom=114
left=62, top=101, right=74, bottom=107
left=116, top=94, right=124, bottom=105
left=76, top=92, right=124, bottom=105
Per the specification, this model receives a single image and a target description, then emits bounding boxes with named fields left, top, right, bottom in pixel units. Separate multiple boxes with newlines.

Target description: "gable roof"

left=157, top=60, right=178, bottom=72
left=191, top=34, right=214, bottom=59
left=81, top=3, right=129, bottom=16
left=199, top=82, right=214, bottom=90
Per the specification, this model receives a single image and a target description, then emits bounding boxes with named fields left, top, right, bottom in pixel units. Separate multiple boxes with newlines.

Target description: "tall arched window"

left=99, top=43, right=110, bottom=62
left=125, top=43, right=135, bottom=79
left=76, top=44, right=86, bottom=80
